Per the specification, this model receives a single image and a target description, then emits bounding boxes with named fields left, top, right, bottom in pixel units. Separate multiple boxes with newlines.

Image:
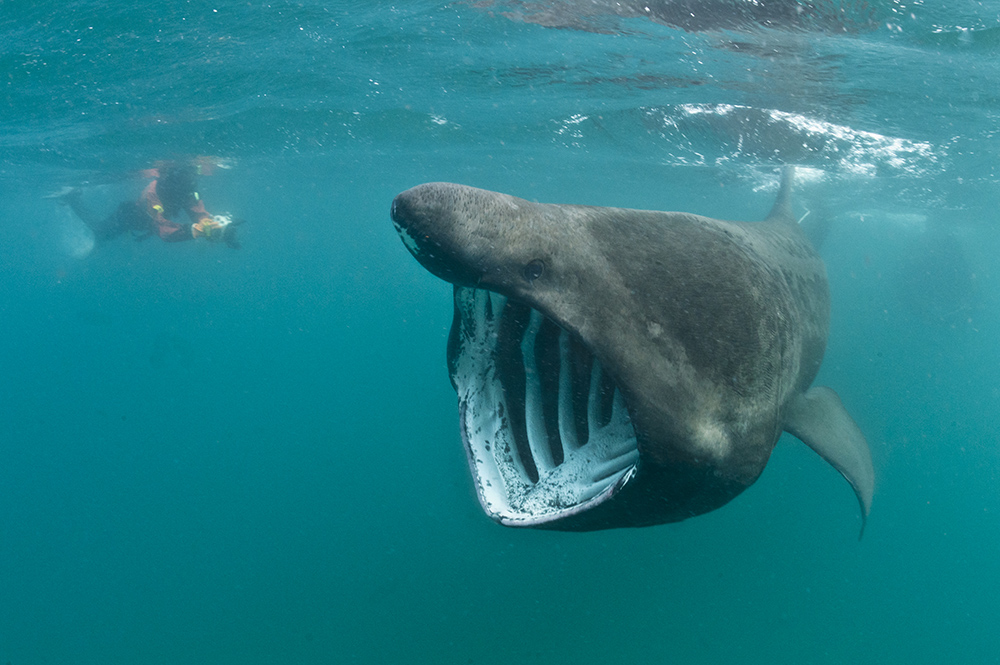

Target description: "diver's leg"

left=87, top=202, right=137, bottom=242
left=60, top=189, right=105, bottom=230
left=58, top=190, right=130, bottom=241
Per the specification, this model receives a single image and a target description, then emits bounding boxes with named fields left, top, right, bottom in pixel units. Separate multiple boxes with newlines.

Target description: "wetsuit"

left=65, top=166, right=231, bottom=245
left=139, top=176, right=214, bottom=241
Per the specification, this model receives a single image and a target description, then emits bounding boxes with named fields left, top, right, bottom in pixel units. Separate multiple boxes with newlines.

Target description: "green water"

left=1, top=2, right=999, bottom=663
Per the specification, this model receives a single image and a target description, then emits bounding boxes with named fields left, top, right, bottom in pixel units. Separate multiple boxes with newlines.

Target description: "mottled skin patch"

left=391, top=171, right=867, bottom=530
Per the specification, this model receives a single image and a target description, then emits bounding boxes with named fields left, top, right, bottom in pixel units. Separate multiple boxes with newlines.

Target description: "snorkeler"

left=57, top=164, right=242, bottom=249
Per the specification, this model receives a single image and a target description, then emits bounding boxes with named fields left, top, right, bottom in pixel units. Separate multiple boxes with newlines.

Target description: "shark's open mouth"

left=448, top=286, right=639, bottom=527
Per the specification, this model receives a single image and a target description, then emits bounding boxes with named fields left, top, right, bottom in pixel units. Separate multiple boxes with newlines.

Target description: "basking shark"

left=390, top=169, right=873, bottom=533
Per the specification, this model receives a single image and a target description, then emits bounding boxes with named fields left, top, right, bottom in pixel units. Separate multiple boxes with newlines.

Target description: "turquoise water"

left=2, top=1, right=999, bottom=663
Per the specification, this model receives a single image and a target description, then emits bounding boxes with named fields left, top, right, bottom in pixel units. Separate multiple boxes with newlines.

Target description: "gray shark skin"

left=390, top=169, right=873, bottom=534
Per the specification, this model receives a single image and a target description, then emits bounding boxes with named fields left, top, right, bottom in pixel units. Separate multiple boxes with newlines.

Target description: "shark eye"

left=522, top=259, right=545, bottom=282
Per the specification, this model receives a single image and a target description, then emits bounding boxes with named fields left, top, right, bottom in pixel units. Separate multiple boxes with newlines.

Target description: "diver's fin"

left=43, top=186, right=81, bottom=201
left=784, top=386, right=874, bottom=538
left=765, top=166, right=796, bottom=225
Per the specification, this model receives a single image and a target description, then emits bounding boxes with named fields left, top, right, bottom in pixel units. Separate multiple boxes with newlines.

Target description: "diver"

left=57, top=164, right=242, bottom=249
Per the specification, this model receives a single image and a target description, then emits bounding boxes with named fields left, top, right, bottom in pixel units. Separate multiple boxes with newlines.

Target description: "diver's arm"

left=159, top=221, right=195, bottom=242
left=185, top=198, right=213, bottom=225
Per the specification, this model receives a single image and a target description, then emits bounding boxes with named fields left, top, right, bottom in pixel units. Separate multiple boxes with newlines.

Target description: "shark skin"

left=390, top=168, right=874, bottom=534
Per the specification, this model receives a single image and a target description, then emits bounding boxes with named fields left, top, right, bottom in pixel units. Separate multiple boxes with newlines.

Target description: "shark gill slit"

left=494, top=299, right=538, bottom=483
left=488, top=289, right=631, bottom=490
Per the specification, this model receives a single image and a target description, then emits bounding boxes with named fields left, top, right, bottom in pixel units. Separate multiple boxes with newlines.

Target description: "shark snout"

left=390, top=185, right=484, bottom=287
left=389, top=190, right=415, bottom=229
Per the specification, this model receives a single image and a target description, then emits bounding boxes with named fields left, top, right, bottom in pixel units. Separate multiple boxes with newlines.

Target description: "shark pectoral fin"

left=784, top=386, right=874, bottom=538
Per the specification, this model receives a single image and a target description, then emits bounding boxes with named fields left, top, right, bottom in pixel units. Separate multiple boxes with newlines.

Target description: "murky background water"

left=2, top=2, right=998, bottom=663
